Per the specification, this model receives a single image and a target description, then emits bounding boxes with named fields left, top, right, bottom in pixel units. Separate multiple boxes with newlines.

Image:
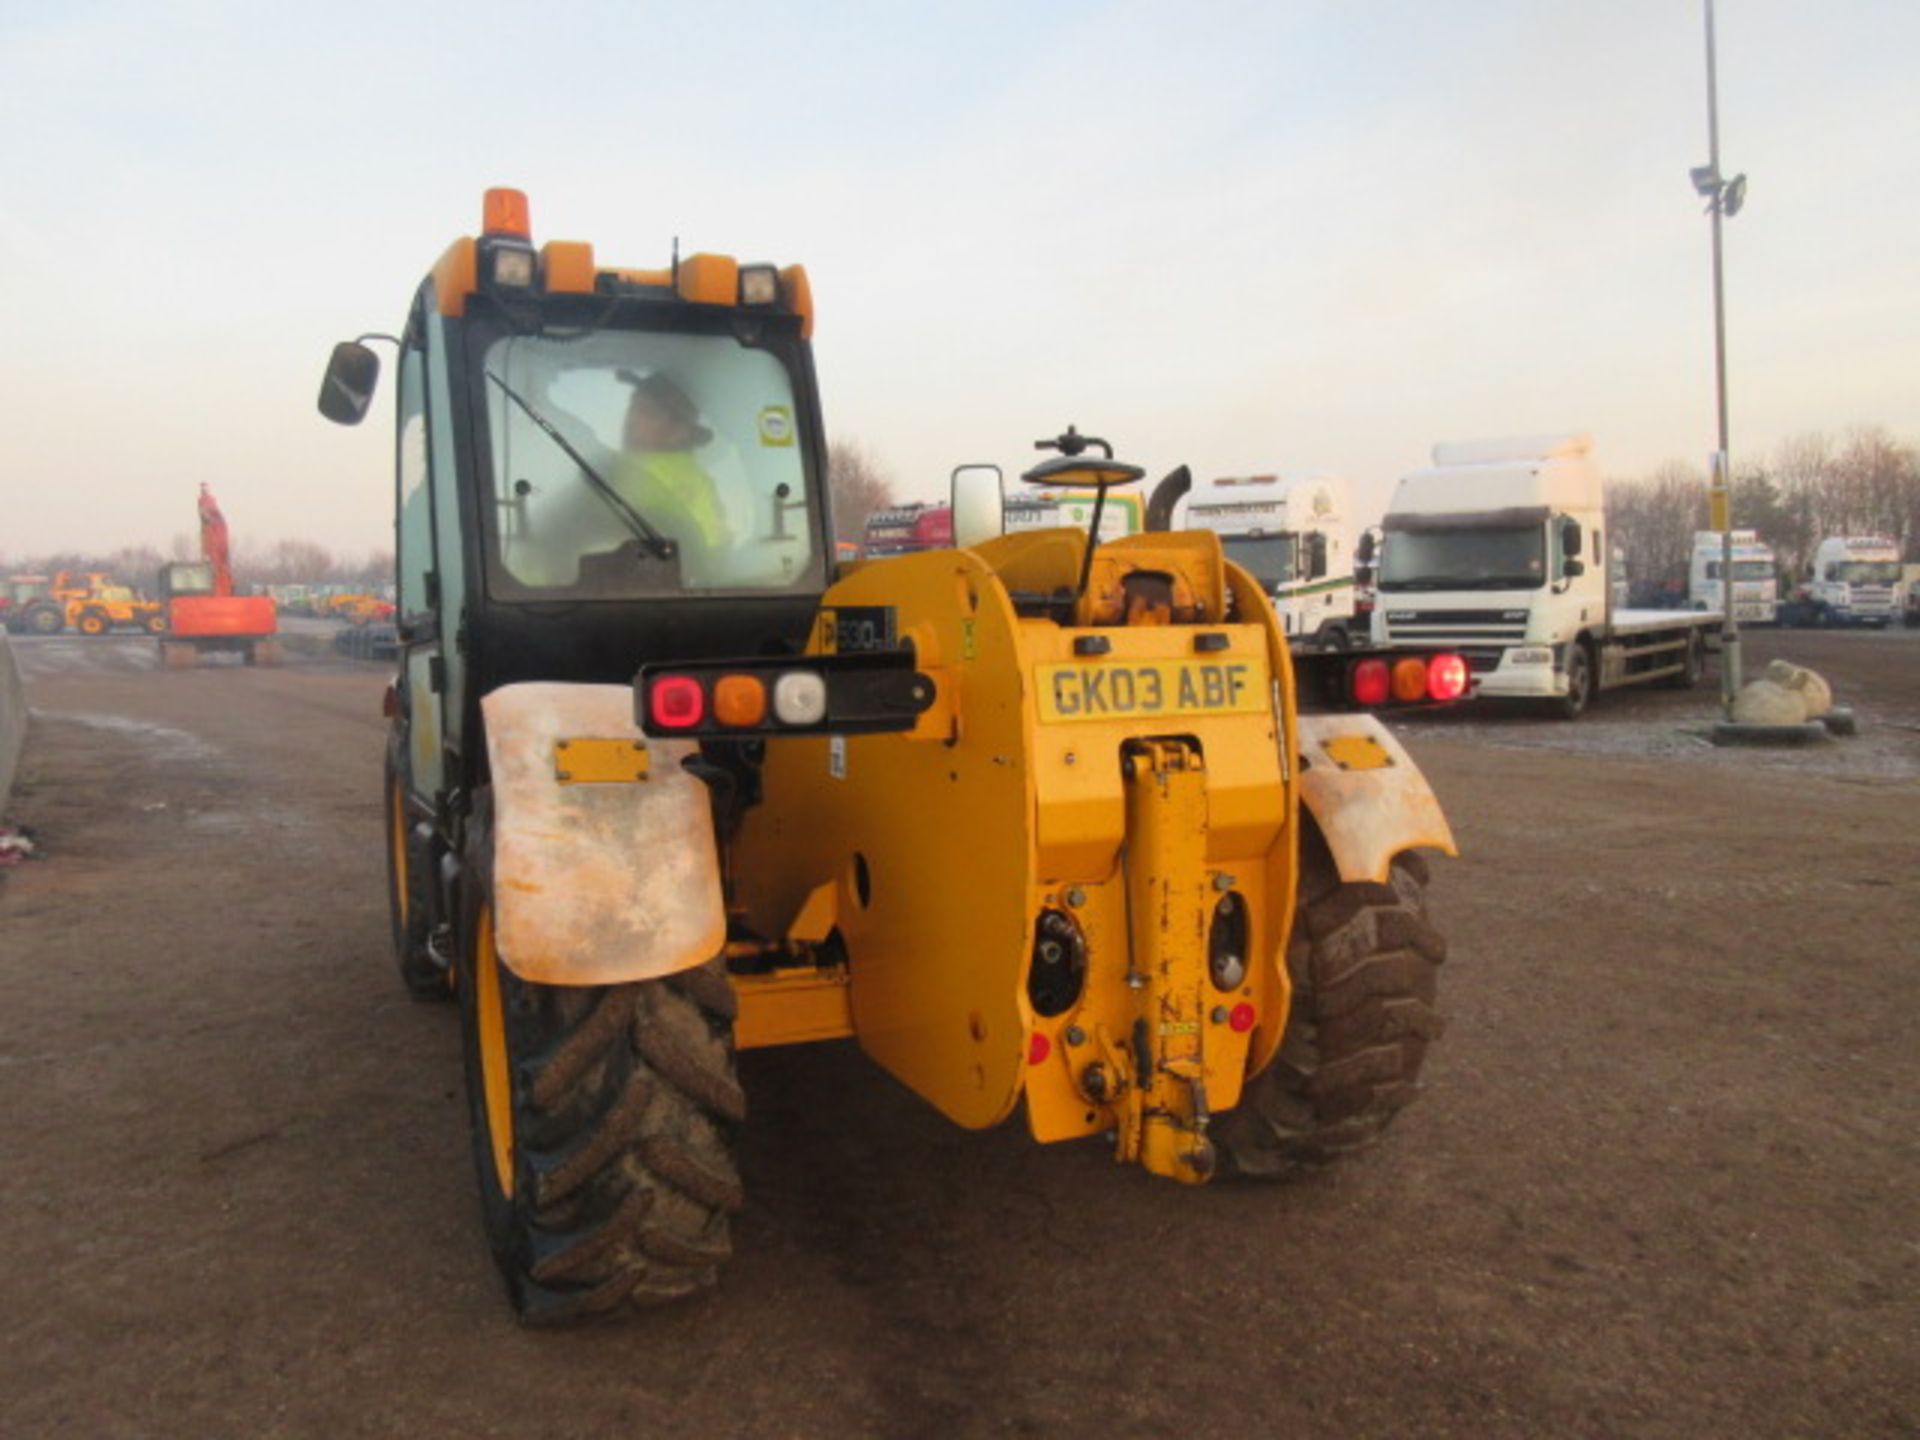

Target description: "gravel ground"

left=1, top=628, right=1915, bottom=1439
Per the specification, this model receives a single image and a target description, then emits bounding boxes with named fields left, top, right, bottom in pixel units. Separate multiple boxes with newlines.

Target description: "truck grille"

left=1380, top=608, right=1529, bottom=645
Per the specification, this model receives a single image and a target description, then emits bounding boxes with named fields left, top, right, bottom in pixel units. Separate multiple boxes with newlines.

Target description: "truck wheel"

left=145, top=613, right=168, bottom=635
left=1552, top=640, right=1593, bottom=720
left=78, top=610, right=109, bottom=637
left=386, top=732, right=447, bottom=1001
left=458, top=790, right=744, bottom=1322
left=1663, top=630, right=1704, bottom=690
left=1214, top=828, right=1446, bottom=1178
left=26, top=605, right=62, bottom=635
left=1313, top=621, right=1351, bottom=652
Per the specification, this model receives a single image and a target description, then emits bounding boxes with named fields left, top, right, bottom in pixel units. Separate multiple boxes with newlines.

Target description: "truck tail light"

left=1427, top=653, right=1469, bottom=701
left=1391, top=657, right=1428, bottom=702
left=1350, top=658, right=1390, bottom=706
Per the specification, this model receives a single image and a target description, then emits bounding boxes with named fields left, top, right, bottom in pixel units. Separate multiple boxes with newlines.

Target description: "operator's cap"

left=617, top=369, right=713, bottom=446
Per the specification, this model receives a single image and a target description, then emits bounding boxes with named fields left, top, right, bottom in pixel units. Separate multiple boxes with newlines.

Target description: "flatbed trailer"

left=1373, top=435, right=1722, bottom=719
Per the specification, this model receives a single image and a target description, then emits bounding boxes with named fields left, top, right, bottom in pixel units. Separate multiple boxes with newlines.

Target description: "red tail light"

left=1427, top=653, right=1469, bottom=701
left=1350, top=657, right=1390, bottom=706
left=649, top=675, right=706, bottom=729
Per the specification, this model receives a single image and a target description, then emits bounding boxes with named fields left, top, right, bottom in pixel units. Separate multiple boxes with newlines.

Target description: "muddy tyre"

left=25, top=605, right=62, bottom=635
left=385, top=731, right=446, bottom=1000
left=458, top=790, right=744, bottom=1323
left=1214, top=827, right=1447, bottom=1178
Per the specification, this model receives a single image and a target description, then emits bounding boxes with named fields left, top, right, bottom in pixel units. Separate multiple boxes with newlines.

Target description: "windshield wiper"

left=484, top=372, right=675, bottom=560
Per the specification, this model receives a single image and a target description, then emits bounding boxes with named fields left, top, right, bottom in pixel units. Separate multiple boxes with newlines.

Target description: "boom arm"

left=198, top=484, right=234, bottom=597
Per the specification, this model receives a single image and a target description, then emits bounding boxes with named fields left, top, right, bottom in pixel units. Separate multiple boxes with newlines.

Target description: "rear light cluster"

left=646, top=670, right=828, bottom=731
left=635, top=653, right=932, bottom=738
left=1347, top=652, right=1469, bottom=707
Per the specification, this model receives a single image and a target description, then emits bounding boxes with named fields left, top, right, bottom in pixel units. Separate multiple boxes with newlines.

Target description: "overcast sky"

left=2, top=0, right=1914, bottom=559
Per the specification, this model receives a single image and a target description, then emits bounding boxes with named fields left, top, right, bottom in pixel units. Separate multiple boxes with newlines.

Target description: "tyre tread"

left=1215, top=828, right=1446, bottom=1180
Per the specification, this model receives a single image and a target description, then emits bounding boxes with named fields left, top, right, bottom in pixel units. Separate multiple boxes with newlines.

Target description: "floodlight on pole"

left=1695, top=0, right=1747, bottom=718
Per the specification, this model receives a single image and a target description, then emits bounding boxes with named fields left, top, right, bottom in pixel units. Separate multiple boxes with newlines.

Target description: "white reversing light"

left=772, top=671, right=828, bottom=726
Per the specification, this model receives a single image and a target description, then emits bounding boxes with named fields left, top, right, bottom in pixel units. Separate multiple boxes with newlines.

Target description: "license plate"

left=1036, top=658, right=1269, bottom=723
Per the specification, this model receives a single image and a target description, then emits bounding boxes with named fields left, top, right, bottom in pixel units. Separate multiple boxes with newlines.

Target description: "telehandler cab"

left=320, top=190, right=1460, bottom=1322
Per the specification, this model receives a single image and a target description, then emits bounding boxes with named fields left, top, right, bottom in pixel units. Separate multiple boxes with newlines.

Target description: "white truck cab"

left=1181, top=473, right=1358, bottom=646
left=1372, top=434, right=1717, bottom=718
left=1806, top=536, right=1899, bottom=627
left=1689, top=529, right=1778, bottom=623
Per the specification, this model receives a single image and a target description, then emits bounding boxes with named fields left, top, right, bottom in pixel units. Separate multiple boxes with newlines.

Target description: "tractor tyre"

left=458, top=789, right=744, bottom=1323
left=78, top=610, right=110, bottom=637
left=145, top=612, right=168, bottom=635
left=385, top=731, right=446, bottom=1001
left=1214, top=826, right=1447, bottom=1179
left=26, top=605, right=63, bottom=635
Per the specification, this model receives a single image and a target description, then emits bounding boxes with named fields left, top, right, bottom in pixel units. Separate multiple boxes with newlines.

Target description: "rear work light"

left=635, top=651, right=934, bottom=739
left=1350, top=657, right=1390, bottom=706
left=1391, top=657, right=1429, bottom=703
left=1426, top=653, right=1470, bottom=702
left=490, top=247, right=535, bottom=287
left=739, top=264, right=780, bottom=305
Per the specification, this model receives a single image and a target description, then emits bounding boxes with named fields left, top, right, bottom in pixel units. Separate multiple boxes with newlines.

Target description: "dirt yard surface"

left=2, top=629, right=1916, bottom=1439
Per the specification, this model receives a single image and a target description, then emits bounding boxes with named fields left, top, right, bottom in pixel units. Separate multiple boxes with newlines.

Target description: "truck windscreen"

left=1220, top=534, right=1297, bottom=589
left=1380, top=525, right=1544, bottom=591
left=1832, top=561, right=1899, bottom=583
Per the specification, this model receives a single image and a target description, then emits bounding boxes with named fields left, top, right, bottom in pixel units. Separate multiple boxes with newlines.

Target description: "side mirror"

left=1355, top=530, right=1376, bottom=565
left=950, top=464, right=1004, bottom=549
left=1561, top=519, right=1584, bottom=558
left=318, top=341, right=381, bottom=426
left=1564, top=558, right=1586, bottom=578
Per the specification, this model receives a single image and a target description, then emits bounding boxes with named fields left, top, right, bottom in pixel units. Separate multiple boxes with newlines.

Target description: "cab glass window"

left=479, top=331, right=818, bottom=597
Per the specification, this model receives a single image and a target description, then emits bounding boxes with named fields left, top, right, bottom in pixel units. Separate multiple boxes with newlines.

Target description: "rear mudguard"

left=480, top=682, right=725, bottom=987
left=1295, top=713, right=1457, bottom=882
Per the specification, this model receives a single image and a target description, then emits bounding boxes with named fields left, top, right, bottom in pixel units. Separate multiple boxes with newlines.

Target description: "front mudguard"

left=1295, top=713, right=1457, bottom=883
left=480, top=682, right=725, bottom=987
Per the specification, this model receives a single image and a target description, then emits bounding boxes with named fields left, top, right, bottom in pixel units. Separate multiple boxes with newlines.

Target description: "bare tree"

left=1604, top=461, right=1705, bottom=595
left=826, top=439, right=896, bottom=547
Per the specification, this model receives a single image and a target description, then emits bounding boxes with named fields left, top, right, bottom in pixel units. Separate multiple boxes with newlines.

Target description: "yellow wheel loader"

left=320, top=190, right=1462, bottom=1323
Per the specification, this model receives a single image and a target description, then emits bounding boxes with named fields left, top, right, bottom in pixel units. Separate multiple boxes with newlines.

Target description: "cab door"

left=394, top=314, right=446, bottom=805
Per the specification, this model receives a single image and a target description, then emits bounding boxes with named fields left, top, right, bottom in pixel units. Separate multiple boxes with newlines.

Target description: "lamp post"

left=1692, top=0, right=1748, bottom=717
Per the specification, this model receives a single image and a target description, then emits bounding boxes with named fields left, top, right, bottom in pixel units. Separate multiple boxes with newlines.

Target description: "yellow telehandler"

left=320, top=190, right=1461, bottom=1322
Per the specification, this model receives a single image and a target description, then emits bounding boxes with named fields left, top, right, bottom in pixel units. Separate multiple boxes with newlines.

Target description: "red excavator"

left=157, top=485, right=281, bottom=667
